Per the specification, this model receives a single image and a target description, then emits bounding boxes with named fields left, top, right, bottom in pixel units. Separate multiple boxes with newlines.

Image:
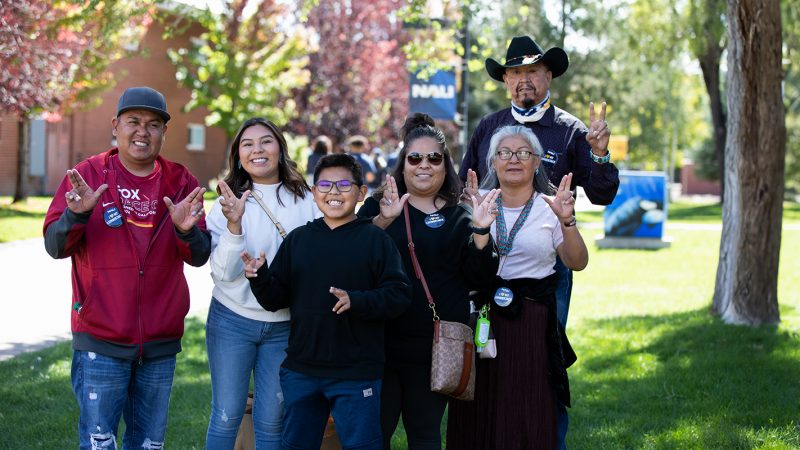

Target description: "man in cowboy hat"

left=459, top=36, right=620, bottom=449
left=460, top=35, right=619, bottom=206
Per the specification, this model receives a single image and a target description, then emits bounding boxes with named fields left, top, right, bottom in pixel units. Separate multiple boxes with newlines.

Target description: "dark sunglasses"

left=406, top=152, right=445, bottom=166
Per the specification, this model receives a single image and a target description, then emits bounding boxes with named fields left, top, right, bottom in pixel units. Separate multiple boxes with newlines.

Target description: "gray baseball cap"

left=116, top=87, right=171, bottom=123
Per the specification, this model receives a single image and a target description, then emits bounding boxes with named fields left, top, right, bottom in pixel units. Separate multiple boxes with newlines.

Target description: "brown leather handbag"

left=403, top=204, right=475, bottom=401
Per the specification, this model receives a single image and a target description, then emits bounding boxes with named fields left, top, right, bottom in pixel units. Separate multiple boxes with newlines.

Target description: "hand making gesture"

left=64, top=169, right=108, bottom=214
left=218, top=180, right=250, bottom=235
left=377, top=175, right=410, bottom=221
left=241, top=250, right=266, bottom=278
left=587, top=102, right=611, bottom=155
left=460, top=169, right=486, bottom=207
left=470, top=188, right=500, bottom=229
left=164, top=186, right=207, bottom=233
left=329, top=287, right=351, bottom=314
left=543, top=173, right=577, bottom=224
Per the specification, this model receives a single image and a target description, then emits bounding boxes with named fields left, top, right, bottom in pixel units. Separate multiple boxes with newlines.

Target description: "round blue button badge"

left=493, top=287, right=514, bottom=307
left=103, top=206, right=123, bottom=228
left=424, top=213, right=445, bottom=229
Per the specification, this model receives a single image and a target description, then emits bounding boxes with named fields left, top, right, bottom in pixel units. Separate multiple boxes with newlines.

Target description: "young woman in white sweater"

left=204, top=118, right=320, bottom=449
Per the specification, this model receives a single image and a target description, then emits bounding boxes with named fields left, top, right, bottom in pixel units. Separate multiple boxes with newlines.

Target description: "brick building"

left=1, top=18, right=228, bottom=196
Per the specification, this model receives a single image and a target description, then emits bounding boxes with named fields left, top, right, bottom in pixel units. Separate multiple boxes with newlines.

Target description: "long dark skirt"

left=446, top=300, right=556, bottom=450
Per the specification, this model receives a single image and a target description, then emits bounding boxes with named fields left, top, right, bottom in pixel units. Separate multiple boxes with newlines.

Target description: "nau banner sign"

left=409, top=70, right=457, bottom=120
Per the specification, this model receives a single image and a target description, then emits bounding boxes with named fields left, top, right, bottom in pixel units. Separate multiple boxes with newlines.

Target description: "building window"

left=187, top=124, right=205, bottom=151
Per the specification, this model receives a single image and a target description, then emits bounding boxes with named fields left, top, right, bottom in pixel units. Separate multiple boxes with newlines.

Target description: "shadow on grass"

left=0, top=317, right=213, bottom=448
left=0, top=207, right=46, bottom=219
left=569, top=308, right=800, bottom=449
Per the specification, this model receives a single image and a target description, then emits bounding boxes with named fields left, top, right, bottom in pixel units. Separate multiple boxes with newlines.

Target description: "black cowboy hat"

left=485, top=36, right=569, bottom=81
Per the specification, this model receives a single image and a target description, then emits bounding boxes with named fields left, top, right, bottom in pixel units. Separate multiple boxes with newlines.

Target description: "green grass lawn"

left=0, top=196, right=52, bottom=242
left=2, top=199, right=799, bottom=448
left=577, top=199, right=800, bottom=224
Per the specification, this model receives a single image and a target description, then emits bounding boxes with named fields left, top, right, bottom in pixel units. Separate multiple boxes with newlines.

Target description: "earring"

left=237, top=160, right=242, bottom=169
left=535, top=168, right=539, bottom=175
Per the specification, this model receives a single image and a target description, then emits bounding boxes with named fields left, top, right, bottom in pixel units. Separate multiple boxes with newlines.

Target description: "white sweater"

left=207, top=183, right=321, bottom=321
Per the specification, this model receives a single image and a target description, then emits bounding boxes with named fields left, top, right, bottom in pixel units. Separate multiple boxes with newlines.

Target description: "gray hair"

left=479, top=125, right=556, bottom=195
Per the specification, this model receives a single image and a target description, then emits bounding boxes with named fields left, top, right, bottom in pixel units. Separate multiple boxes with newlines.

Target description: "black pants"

left=381, top=362, right=448, bottom=450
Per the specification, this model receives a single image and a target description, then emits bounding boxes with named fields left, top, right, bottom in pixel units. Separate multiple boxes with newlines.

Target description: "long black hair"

left=372, top=113, right=463, bottom=207
left=219, top=117, right=309, bottom=205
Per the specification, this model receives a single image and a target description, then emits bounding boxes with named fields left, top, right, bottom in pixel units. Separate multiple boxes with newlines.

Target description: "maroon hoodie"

left=44, top=148, right=211, bottom=360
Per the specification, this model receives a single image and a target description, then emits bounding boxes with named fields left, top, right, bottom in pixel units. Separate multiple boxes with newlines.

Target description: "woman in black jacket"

left=358, top=113, right=499, bottom=449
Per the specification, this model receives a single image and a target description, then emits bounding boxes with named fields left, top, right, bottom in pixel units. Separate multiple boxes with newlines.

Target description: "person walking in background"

left=43, top=86, right=211, bottom=449
left=358, top=113, right=500, bottom=450
left=204, top=118, right=320, bottom=449
left=448, top=125, right=587, bottom=450
left=346, top=135, right=381, bottom=190
left=460, top=36, right=619, bottom=448
left=306, top=135, right=332, bottom=181
left=244, top=154, right=411, bottom=450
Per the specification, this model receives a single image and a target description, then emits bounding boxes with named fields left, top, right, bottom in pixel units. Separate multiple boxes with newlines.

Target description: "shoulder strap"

left=403, top=203, right=440, bottom=339
left=252, top=191, right=287, bottom=239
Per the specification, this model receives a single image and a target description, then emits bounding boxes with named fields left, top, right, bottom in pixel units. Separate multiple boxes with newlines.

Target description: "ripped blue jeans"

left=71, top=350, right=175, bottom=450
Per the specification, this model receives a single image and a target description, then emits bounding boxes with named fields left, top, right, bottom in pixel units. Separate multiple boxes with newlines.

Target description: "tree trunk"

left=12, top=118, right=31, bottom=204
left=697, top=45, right=726, bottom=201
left=712, top=0, right=784, bottom=325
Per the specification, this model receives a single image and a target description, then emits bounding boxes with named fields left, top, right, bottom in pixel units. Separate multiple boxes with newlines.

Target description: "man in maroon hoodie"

left=43, top=86, right=211, bottom=449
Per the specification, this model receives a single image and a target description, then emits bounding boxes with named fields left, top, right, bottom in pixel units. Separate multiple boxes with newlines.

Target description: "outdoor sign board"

left=408, top=69, right=457, bottom=121
left=604, top=170, right=668, bottom=239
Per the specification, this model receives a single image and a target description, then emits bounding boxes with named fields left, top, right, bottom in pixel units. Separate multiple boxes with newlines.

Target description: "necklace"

left=495, top=192, right=536, bottom=256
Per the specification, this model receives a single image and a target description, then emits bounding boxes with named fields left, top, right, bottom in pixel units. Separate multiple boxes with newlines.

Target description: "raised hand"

left=218, top=180, right=249, bottom=235
left=460, top=169, right=486, bottom=206
left=471, top=188, right=500, bottom=229
left=241, top=250, right=266, bottom=278
left=543, top=173, right=576, bottom=222
left=378, top=175, right=409, bottom=221
left=64, top=169, right=108, bottom=214
left=587, top=102, right=611, bottom=155
left=330, top=287, right=351, bottom=314
left=164, top=186, right=207, bottom=233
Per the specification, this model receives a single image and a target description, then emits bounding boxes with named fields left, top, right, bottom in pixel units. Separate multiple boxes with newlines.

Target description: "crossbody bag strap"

left=403, top=203, right=441, bottom=340
left=252, top=191, right=287, bottom=239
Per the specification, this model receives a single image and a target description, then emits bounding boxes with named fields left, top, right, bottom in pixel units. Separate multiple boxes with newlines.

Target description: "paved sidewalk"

left=0, top=238, right=213, bottom=361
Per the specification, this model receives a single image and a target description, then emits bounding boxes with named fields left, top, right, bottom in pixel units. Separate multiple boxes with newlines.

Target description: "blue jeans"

left=71, top=350, right=176, bottom=450
left=280, top=368, right=382, bottom=450
left=554, top=257, right=573, bottom=450
left=205, top=299, right=289, bottom=450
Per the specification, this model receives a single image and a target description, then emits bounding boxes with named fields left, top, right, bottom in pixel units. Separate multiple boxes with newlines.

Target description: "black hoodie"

left=249, top=216, right=411, bottom=380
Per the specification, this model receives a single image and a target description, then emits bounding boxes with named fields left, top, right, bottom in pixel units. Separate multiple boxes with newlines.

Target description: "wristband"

left=590, top=149, right=611, bottom=164
left=563, top=216, right=577, bottom=228
left=470, top=224, right=492, bottom=235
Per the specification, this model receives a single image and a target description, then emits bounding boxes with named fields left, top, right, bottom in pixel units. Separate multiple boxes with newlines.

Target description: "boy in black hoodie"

left=244, top=154, right=411, bottom=449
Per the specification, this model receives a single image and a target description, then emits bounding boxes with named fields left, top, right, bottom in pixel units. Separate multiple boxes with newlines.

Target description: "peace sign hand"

left=587, top=102, right=611, bottom=155
left=241, top=250, right=266, bottom=278
left=460, top=169, right=486, bottom=207
left=64, top=169, right=108, bottom=214
left=164, top=186, right=207, bottom=234
left=543, top=173, right=576, bottom=222
left=471, top=188, right=500, bottom=229
left=218, top=180, right=250, bottom=235
left=378, top=175, right=409, bottom=221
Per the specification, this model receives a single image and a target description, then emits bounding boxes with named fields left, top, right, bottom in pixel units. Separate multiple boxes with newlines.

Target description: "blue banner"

left=409, top=70, right=457, bottom=121
left=604, top=171, right=668, bottom=238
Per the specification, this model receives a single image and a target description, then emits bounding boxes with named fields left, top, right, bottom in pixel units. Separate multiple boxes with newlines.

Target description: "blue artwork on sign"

left=604, top=171, right=668, bottom=238
left=409, top=70, right=457, bottom=121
